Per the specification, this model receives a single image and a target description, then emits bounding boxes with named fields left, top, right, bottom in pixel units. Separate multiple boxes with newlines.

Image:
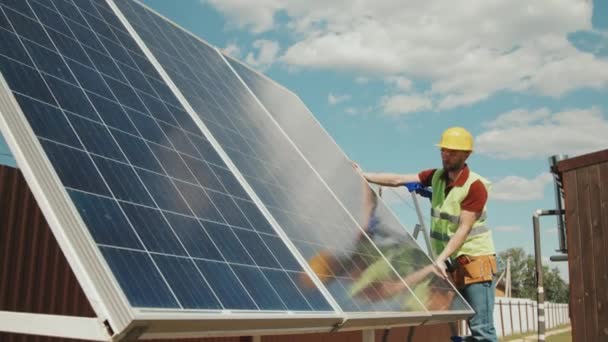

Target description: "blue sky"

left=2, top=0, right=608, bottom=281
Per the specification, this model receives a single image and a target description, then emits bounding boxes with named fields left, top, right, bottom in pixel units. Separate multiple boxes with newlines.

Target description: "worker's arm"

left=434, top=210, right=479, bottom=278
left=352, top=162, right=419, bottom=187
left=361, top=172, right=420, bottom=187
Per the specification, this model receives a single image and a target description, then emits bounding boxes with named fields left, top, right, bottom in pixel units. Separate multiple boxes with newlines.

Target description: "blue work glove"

left=404, top=182, right=432, bottom=199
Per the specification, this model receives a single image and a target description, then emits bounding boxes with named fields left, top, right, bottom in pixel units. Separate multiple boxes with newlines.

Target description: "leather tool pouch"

left=450, top=255, right=497, bottom=289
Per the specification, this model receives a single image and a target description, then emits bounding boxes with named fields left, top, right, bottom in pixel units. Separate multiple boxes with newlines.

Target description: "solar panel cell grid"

left=115, top=0, right=427, bottom=313
left=0, top=0, right=330, bottom=312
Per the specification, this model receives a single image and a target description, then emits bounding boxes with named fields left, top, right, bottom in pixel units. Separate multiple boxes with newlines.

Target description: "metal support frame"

left=549, top=255, right=568, bottom=262
left=532, top=209, right=564, bottom=342
left=410, top=191, right=435, bottom=259
left=0, top=311, right=108, bottom=341
left=384, top=187, right=435, bottom=259
left=548, top=155, right=568, bottom=254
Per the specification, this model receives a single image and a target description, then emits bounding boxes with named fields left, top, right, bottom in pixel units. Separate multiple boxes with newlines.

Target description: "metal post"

left=506, top=256, right=512, bottom=297
left=533, top=212, right=545, bottom=341
left=532, top=209, right=566, bottom=340
left=548, top=155, right=568, bottom=253
left=410, top=192, right=435, bottom=259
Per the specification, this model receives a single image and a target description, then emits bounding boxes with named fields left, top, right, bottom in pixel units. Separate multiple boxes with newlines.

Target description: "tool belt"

left=449, top=254, right=497, bottom=289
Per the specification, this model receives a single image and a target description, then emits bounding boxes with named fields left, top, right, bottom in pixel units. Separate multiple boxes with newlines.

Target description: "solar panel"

left=0, top=0, right=475, bottom=338
left=112, top=0, right=444, bottom=320
left=225, top=57, right=473, bottom=315
left=0, top=0, right=333, bottom=316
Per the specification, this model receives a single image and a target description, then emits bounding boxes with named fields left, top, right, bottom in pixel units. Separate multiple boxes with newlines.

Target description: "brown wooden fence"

left=558, top=149, right=608, bottom=342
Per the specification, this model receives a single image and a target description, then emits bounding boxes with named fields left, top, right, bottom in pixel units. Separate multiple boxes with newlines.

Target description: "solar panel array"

left=0, top=0, right=330, bottom=312
left=0, top=0, right=473, bottom=331
left=114, top=0, right=432, bottom=314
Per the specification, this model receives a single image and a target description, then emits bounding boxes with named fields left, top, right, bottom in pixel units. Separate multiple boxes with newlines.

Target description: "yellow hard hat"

left=436, top=127, right=474, bottom=151
left=309, top=252, right=333, bottom=279
left=299, top=251, right=334, bottom=289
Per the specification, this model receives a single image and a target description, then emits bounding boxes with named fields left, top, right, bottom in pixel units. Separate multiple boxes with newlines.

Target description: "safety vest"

left=430, top=169, right=495, bottom=258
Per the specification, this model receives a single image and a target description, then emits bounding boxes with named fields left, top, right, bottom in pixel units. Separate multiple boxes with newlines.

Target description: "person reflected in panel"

left=346, top=172, right=457, bottom=311
left=300, top=170, right=456, bottom=312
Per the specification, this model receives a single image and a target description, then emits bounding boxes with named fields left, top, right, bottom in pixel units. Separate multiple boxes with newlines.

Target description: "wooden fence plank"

left=563, top=170, right=586, bottom=342
left=578, top=167, right=597, bottom=340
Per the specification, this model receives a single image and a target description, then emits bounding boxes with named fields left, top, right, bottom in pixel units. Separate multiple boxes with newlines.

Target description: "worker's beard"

left=442, top=159, right=466, bottom=172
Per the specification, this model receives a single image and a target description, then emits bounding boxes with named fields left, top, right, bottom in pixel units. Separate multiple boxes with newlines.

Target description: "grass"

left=546, top=330, right=572, bottom=342
left=499, top=330, right=532, bottom=341
left=499, top=324, right=571, bottom=341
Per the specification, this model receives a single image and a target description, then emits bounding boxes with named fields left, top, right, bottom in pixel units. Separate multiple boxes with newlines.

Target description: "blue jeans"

left=460, top=281, right=497, bottom=342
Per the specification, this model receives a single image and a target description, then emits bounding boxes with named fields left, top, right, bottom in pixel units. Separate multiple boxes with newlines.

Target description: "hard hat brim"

left=435, top=143, right=473, bottom=151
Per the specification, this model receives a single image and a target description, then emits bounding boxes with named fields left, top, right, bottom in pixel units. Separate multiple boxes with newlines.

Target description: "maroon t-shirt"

left=418, top=165, right=487, bottom=213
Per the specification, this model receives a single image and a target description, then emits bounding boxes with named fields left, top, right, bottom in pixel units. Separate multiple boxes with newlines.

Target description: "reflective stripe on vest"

left=430, top=225, right=491, bottom=242
left=431, top=208, right=487, bottom=224
left=430, top=169, right=495, bottom=257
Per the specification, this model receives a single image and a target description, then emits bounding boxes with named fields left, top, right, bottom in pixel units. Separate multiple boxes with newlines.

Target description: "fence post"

left=518, top=301, right=523, bottom=334
left=553, top=303, right=557, bottom=327
left=499, top=300, right=505, bottom=337
left=551, top=303, right=555, bottom=328
left=545, top=302, right=551, bottom=331
left=509, top=300, right=514, bottom=336
left=533, top=302, right=536, bottom=331
left=525, top=302, right=530, bottom=333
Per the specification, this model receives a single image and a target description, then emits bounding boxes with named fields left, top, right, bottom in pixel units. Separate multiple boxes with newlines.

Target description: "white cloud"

left=494, top=225, right=524, bottom=233
left=477, top=107, right=608, bottom=159
left=344, top=106, right=373, bottom=116
left=222, top=42, right=242, bottom=58
left=205, top=0, right=608, bottom=110
left=245, top=40, right=280, bottom=70
left=203, top=0, right=282, bottom=33
left=482, top=108, right=551, bottom=129
left=345, top=107, right=358, bottom=115
left=380, top=94, right=432, bottom=116
left=328, top=93, right=351, bottom=105
left=490, top=172, right=553, bottom=201
left=385, top=76, right=413, bottom=92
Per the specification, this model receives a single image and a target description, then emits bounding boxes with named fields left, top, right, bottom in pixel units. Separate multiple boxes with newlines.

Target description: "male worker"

left=356, top=127, right=497, bottom=341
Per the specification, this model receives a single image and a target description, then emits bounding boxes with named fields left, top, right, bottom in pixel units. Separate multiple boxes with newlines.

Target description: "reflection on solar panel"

left=0, top=0, right=473, bottom=339
left=0, top=0, right=330, bottom=314
left=114, top=0, right=431, bottom=315
left=225, top=57, right=472, bottom=314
